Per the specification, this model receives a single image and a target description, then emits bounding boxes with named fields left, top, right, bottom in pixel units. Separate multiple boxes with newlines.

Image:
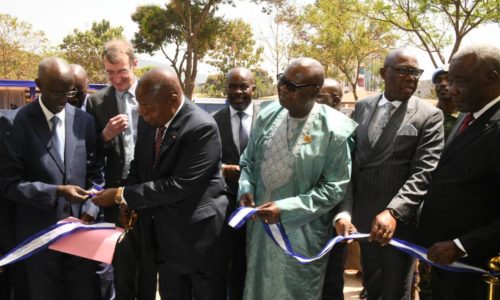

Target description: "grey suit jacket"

left=342, top=94, right=444, bottom=237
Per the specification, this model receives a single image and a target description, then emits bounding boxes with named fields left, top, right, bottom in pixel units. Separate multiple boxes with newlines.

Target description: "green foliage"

left=134, top=65, right=156, bottom=78
left=292, top=0, right=396, bottom=100
left=132, top=1, right=226, bottom=98
left=205, top=19, right=263, bottom=76
left=363, top=0, right=500, bottom=66
left=59, top=20, right=124, bottom=83
left=0, top=13, right=50, bottom=79
left=202, top=67, right=275, bottom=98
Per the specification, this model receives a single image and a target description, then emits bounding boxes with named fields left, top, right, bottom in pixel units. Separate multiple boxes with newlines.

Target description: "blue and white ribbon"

left=0, top=221, right=115, bottom=267
left=229, top=207, right=497, bottom=275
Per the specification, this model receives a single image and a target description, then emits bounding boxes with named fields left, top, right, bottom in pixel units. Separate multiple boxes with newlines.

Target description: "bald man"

left=238, top=58, right=357, bottom=299
left=316, top=78, right=343, bottom=110
left=336, top=49, right=444, bottom=299
left=212, top=67, right=261, bottom=300
left=68, top=64, right=90, bottom=110
left=0, top=57, right=103, bottom=300
left=92, top=68, right=229, bottom=299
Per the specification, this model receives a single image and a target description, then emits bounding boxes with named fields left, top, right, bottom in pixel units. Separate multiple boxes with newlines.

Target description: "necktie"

left=153, top=126, right=166, bottom=168
left=369, top=102, right=394, bottom=146
left=457, top=113, right=474, bottom=135
left=122, top=92, right=136, bottom=178
left=237, top=111, right=248, bottom=153
left=50, top=116, right=64, bottom=162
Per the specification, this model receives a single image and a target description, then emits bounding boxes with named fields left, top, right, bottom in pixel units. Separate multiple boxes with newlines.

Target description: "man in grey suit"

left=336, top=49, right=444, bottom=299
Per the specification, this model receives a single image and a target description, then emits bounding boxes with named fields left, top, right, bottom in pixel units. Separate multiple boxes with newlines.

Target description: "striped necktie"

left=153, top=126, right=166, bottom=168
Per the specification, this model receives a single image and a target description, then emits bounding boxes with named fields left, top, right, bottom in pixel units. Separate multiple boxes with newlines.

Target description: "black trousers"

left=360, top=240, right=415, bottom=300
left=431, top=267, right=486, bottom=300
left=322, top=242, right=347, bottom=300
left=113, top=225, right=157, bottom=300
left=25, top=250, right=99, bottom=300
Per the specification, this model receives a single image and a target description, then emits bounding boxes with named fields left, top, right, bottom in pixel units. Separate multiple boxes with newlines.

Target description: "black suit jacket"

left=212, top=103, right=260, bottom=196
left=419, top=99, right=500, bottom=268
left=124, top=99, right=229, bottom=274
left=87, top=85, right=126, bottom=223
left=0, top=109, right=17, bottom=252
left=0, top=101, right=102, bottom=241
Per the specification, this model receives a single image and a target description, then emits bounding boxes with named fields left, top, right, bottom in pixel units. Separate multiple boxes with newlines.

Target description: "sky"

left=3, top=0, right=500, bottom=82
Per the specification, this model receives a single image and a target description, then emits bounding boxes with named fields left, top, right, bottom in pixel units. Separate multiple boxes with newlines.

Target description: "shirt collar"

left=163, top=96, right=185, bottom=130
left=229, top=102, right=253, bottom=118
left=380, top=94, right=402, bottom=109
left=116, top=78, right=138, bottom=99
left=472, top=95, right=500, bottom=120
left=39, top=96, right=65, bottom=124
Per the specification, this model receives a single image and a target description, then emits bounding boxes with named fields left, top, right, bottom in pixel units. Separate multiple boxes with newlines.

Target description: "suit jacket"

left=212, top=102, right=261, bottom=196
left=124, top=99, right=229, bottom=274
left=0, top=109, right=17, bottom=252
left=342, top=94, right=444, bottom=238
left=0, top=100, right=102, bottom=241
left=87, top=85, right=125, bottom=223
left=419, top=99, right=500, bottom=267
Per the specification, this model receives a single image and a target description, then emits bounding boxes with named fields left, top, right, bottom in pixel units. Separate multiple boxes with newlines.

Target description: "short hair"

left=102, top=39, right=136, bottom=64
left=452, top=44, right=500, bottom=74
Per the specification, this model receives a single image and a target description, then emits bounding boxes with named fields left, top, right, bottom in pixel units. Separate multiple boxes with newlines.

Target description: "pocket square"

left=397, top=124, right=418, bottom=136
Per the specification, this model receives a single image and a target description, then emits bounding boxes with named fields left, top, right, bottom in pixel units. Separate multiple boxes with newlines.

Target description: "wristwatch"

left=114, top=187, right=124, bottom=205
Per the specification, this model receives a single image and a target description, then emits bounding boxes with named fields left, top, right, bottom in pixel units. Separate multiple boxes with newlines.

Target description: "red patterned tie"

left=153, top=126, right=166, bottom=168
left=457, top=113, right=475, bottom=135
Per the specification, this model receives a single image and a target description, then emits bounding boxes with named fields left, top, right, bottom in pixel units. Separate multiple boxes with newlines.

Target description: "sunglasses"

left=277, top=73, right=320, bottom=92
left=52, top=88, right=78, bottom=98
left=387, top=66, right=424, bottom=79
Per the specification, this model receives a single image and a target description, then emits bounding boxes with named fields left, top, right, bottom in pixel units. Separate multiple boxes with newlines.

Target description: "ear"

left=251, top=85, right=256, bottom=92
left=380, top=67, right=386, bottom=80
left=131, top=58, right=139, bottom=69
left=486, top=70, right=498, bottom=83
left=35, top=78, right=42, bottom=90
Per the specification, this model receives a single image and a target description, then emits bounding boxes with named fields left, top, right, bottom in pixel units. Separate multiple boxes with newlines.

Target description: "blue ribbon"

left=228, top=207, right=498, bottom=275
left=0, top=221, right=115, bottom=267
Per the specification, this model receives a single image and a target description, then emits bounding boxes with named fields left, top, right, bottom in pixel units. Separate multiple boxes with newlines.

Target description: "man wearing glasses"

left=335, top=49, right=444, bottom=299
left=86, top=40, right=155, bottom=300
left=0, top=57, right=103, bottom=299
left=238, top=57, right=357, bottom=299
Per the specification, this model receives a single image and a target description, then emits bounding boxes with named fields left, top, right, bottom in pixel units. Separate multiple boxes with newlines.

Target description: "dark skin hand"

left=427, top=240, right=465, bottom=265
left=119, top=203, right=138, bottom=230
left=57, top=185, right=91, bottom=203
left=369, top=209, right=397, bottom=246
left=256, top=202, right=280, bottom=224
left=335, top=218, right=358, bottom=243
left=222, top=164, right=241, bottom=182
left=80, top=213, right=95, bottom=224
left=91, top=188, right=118, bottom=207
left=239, top=192, right=257, bottom=220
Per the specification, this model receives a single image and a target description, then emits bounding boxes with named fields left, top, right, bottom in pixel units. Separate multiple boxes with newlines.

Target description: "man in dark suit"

left=336, top=49, right=444, bottom=299
left=418, top=44, right=500, bottom=300
left=86, top=40, right=150, bottom=300
left=92, top=68, right=229, bottom=300
left=212, top=67, right=259, bottom=300
left=0, top=57, right=103, bottom=300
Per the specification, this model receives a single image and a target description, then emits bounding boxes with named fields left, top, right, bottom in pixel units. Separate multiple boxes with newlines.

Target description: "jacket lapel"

left=441, top=101, right=500, bottom=164
left=355, top=95, right=379, bottom=165
left=29, top=100, right=65, bottom=174
left=222, top=106, right=239, bottom=156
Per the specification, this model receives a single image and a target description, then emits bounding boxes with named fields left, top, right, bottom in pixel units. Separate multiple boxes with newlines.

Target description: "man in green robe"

left=238, top=57, right=357, bottom=299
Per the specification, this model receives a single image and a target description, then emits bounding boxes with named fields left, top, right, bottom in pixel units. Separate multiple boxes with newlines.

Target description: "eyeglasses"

left=277, top=73, right=320, bottom=92
left=52, top=88, right=78, bottom=98
left=105, top=68, right=132, bottom=78
left=69, top=90, right=85, bottom=98
left=388, top=66, right=424, bottom=78
left=227, top=83, right=253, bottom=90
